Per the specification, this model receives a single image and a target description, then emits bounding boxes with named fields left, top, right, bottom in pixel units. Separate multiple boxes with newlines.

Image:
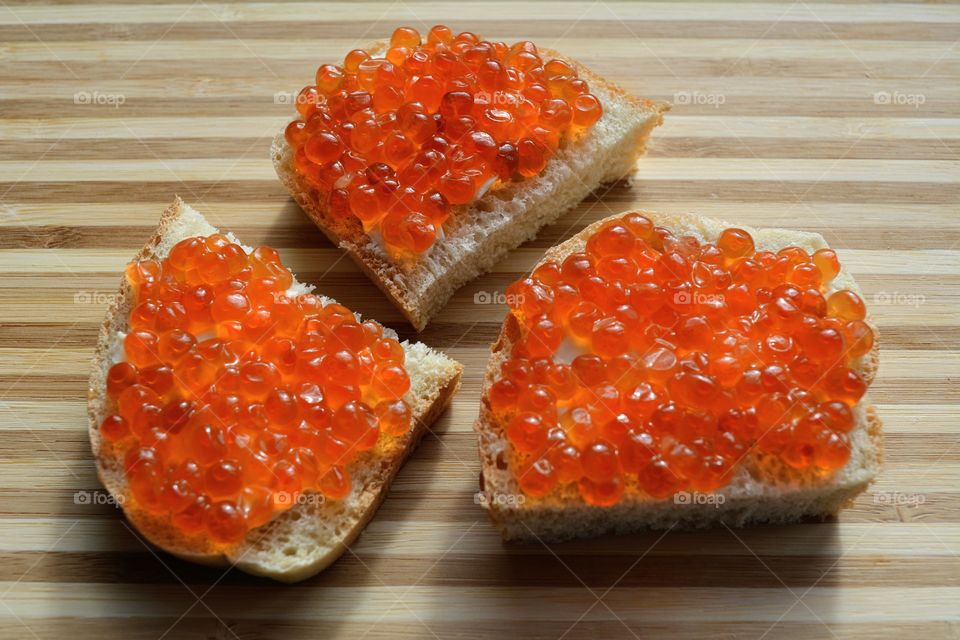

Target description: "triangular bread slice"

left=272, top=42, right=668, bottom=331
left=87, top=198, right=462, bottom=581
left=475, top=211, right=882, bottom=542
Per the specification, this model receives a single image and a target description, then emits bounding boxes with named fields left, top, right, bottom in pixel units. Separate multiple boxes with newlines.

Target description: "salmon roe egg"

left=488, top=214, right=875, bottom=505
left=285, top=25, right=604, bottom=258
left=99, top=235, right=413, bottom=546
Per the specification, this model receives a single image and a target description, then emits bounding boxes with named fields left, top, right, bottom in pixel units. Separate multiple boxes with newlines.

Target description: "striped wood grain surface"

left=0, top=1, right=958, bottom=638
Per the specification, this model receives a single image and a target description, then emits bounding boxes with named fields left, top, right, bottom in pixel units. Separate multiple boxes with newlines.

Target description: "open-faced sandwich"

left=273, top=25, right=668, bottom=330
left=88, top=198, right=462, bottom=581
left=475, top=211, right=881, bottom=541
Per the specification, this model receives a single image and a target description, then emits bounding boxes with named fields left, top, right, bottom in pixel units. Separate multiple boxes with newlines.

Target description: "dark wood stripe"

left=5, top=57, right=957, bottom=82
left=3, top=550, right=958, bottom=587
left=0, top=620, right=954, bottom=640
left=3, top=99, right=959, bottom=120
left=0, top=223, right=332, bottom=250
left=1, top=180, right=957, bottom=204
left=5, top=136, right=959, bottom=162
left=3, top=222, right=960, bottom=250
left=650, top=138, right=960, bottom=160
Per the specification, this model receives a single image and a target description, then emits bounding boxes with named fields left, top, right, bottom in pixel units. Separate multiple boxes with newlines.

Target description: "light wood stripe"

left=5, top=79, right=958, bottom=107
left=2, top=519, right=958, bottom=556
left=1, top=248, right=957, bottom=277
left=5, top=38, right=959, bottom=63
left=2, top=3, right=957, bottom=25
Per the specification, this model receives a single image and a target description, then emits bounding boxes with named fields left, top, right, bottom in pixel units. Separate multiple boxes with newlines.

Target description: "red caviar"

left=286, top=25, right=603, bottom=257
left=491, top=214, right=874, bottom=505
left=100, top=235, right=412, bottom=544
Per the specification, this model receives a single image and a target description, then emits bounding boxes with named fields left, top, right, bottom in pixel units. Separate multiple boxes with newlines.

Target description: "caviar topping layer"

left=100, top=235, right=412, bottom=545
left=489, top=214, right=874, bottom=506
left=285, top=25, right=604, bottom=257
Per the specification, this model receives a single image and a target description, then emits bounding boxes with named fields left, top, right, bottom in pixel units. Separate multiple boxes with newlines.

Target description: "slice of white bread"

left=272, top=42, right=668, bottom=331
left=87, top=198, right=462, bottom=581
left=474, top=210, right=882, bottom=542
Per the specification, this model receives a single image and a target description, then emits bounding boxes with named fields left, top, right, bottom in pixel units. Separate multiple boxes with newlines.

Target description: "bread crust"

left=272, top=44, right=669, bottom=331
left=474, top=210, right=883, bottom=542
left=87, top=198, right=462, bottom=581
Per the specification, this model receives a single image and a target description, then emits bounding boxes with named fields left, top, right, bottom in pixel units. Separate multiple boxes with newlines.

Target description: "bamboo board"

left=0, top=1, right=958, bottom=638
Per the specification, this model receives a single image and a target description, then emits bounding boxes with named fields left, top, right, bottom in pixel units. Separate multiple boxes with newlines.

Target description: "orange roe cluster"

left=99, top=235, right=413, bottom=545
left=489, top=214, right=874, bottom=506
left=285, top=25, right=603, bottom=257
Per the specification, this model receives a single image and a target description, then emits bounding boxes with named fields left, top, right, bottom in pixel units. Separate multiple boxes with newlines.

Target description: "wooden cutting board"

left=0, top=2, right=958, bottom=638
